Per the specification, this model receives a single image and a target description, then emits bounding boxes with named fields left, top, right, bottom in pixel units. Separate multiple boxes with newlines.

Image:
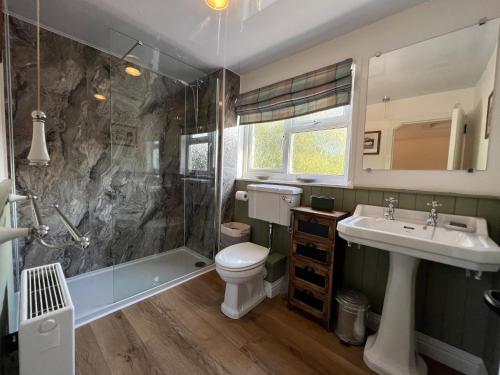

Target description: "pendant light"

left=27, top=0, right=50, bottom=166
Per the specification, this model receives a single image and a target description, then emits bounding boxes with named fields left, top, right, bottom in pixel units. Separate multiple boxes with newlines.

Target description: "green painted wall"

left=233, top=180, right=500, bottom=361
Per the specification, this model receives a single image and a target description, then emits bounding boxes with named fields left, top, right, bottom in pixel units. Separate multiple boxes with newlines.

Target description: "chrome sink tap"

left=426, top=201, right=442, bottom=226
left=384, top=197, right=398, bottom=220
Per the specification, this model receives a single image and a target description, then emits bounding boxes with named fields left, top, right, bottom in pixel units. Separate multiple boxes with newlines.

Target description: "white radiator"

left=19, top=263, right=74, bottom=375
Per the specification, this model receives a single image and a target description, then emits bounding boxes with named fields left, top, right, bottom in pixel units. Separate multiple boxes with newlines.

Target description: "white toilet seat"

left=215, top=242, right=270, bottom=319
left=215, top=242, right=269, bottom=270
left=216, top=260, right=266, bottom=272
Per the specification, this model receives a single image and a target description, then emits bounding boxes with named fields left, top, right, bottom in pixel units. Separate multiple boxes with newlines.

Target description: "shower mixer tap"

left=28, top=193, right=49, bottom=238
left=0, top=190, right=49, bottom=245
left=53, top=204, right=90, bottom=249
left=0, top=180, right=91, bottom=249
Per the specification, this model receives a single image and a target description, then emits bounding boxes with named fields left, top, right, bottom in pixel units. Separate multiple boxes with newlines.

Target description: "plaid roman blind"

left=236, top=58, right=353, bottom=125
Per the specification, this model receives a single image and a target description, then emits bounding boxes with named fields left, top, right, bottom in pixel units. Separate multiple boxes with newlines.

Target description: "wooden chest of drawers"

left=288, top=207, right=349, bottom=330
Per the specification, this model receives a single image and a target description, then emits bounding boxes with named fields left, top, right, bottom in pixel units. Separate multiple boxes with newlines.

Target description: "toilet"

left=215, top=184, right=302, bottom=319
left=215, top=242, right=269, bottom=319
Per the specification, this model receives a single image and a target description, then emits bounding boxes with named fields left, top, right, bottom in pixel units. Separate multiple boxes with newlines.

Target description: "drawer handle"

left=307, top=217, right=318, bottom=224
left=304, top=266, right=315, bottom=273
left=306, top=242, right=317, bottom=249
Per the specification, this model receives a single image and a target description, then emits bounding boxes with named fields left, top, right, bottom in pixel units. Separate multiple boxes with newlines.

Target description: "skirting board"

left=264, top=274, right=288, bottom=298
left=366, top=312, right=488, bottom=375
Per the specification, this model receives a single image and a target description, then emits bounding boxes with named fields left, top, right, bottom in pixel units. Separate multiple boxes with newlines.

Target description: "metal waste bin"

left=334, top=289, right=370, bottom=345
left=220, top=222, right=251, bottom=249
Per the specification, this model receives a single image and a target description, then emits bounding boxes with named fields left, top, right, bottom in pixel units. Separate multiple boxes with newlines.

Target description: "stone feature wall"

left=221, top=70, right=241, bottom=226
left=181, top=69, right=240, bottom=256
left=9, top=17, right=190, bottom=277
left=184, top=73, right=219, bottom=258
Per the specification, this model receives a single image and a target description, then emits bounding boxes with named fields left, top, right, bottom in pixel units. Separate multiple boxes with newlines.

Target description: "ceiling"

left=367, top=18, right=499, bottom=105
left=6, top=0, right=427, bottom=81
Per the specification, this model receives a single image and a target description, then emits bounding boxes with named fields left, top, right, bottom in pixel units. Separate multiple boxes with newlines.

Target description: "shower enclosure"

left=6, top=16, right=223, bottom=326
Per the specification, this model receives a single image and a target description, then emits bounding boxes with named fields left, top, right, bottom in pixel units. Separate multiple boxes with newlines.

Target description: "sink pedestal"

left=364, top=252, right=428, bottom=375
left=338, top=204, right=500, bottom=373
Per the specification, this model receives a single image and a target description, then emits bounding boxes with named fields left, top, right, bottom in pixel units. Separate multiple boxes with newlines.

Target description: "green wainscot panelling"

left=265, top=252, right=287, bottom=283
left=231, top=181, right=500, bottom=359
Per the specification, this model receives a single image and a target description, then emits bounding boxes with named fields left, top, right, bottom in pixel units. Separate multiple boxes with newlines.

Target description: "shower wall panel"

left=9, top=17, right=185, bottom=277
left=184, top=73, right=218, bottom=258
left=183, top=69, right=240, bottom=256
left=220, top=70, right=240, bottom=225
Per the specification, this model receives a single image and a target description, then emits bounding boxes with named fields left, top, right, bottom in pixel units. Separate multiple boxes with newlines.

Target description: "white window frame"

left=180, top=132, right=215, bottom=178
left=241, top=105, right=352, bottom=186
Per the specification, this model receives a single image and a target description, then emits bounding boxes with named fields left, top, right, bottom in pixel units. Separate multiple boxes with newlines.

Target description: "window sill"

left=181, top=176, right=214, bottom=183
left=236, top=177, right=353, bottom=189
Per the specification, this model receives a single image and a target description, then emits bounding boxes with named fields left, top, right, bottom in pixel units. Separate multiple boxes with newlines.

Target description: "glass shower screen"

left=108, top=30, right=219, bottom=302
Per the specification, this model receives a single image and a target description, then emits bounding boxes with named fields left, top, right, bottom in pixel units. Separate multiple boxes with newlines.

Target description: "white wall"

left=366, top=88, right=475, bottom=124
left=240, top=0, right=500, bottom=197
left=364, top=88, right=475, bottom=170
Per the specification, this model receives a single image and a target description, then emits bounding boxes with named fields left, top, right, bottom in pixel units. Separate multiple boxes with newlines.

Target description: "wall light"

left=125, top=66, right=142, bottom=77
left=93, top=93, right=107, bottom=101
left=205, top=0, right=229, bottom=10
left=28, top=0, right=50, bottom=166
left=28, top=111, right=50, bottom=166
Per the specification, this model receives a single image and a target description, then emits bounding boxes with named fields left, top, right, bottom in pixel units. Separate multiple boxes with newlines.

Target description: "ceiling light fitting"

left=205, top=0, right=229, bottom=11
left=125, top=66, right=142, bottom=77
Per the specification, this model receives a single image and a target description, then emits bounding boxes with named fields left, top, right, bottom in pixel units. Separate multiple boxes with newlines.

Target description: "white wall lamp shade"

left=27, top=110, right=50, bottom=166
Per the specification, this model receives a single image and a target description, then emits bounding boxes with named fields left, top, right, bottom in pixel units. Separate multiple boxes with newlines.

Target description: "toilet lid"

left=216, top=242, right=269, bottom=269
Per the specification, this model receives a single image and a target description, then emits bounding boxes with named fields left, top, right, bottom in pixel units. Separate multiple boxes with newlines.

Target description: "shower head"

left=189, top=79, right=204, bottom=87
left=120, top=40, right=144, bottom=61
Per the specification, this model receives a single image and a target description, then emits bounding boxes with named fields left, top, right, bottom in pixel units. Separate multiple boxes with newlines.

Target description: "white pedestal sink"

left=337, top=205, right=500, bottom=375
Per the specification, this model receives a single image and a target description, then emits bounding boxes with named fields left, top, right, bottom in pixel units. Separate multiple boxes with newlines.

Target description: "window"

left=251, top=120, right=285, bottom=170
left=180, top=132, right=215, bottom=177
left=188, top=142, right=209, bottom=171
left=145, top=140, right=160, bottom=175
left=242, top=106, right=351, bottom=185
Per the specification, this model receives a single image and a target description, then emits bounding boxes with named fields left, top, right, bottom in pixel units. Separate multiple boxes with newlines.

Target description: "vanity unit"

left=288, top=207, right=349, bottom=330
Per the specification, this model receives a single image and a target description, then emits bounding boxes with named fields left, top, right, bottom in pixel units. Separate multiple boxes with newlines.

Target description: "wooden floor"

left=76, top=271, right=461, bottom=375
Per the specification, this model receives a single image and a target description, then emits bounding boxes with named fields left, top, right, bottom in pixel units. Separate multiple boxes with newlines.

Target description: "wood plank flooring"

left=76, top=271, right=461, bottom=375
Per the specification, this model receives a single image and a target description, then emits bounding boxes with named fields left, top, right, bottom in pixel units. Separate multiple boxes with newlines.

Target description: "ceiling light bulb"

left=125, top=66, right=142, bottom=77
left=205, top=0, right=229, bottom=10
left=94, top=93, right=107, bottom=101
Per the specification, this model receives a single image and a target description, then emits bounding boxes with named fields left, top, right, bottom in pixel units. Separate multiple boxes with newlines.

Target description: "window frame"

left=180, top=132, right=216, bottom=178
left=242, top=105, right=353, bottom=186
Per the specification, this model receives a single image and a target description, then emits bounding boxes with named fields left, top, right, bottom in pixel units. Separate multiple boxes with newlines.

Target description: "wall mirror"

left=363, top=18, right=499, bottom=171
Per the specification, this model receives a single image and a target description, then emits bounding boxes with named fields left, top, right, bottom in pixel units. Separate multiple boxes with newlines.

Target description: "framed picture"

left=111, top=124, right=137, bottom=147
left=485, top=91, right=494, bottom=139
left=364, top=130, right=381, bottom=155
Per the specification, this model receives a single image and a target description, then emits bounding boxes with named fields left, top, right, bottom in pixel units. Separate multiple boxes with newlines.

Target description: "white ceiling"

left=6, top=0, right=427, bottom=81
left=367, top=18, right=499, bottom=104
